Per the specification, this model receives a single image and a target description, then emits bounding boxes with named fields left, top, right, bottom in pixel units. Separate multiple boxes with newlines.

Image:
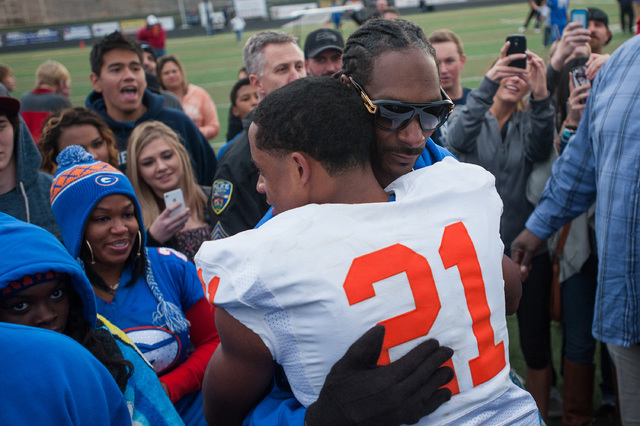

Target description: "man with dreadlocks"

left=200, top=18, right=536, bottom=426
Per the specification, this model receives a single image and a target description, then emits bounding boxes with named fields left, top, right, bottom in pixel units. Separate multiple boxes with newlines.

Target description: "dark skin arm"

left=510, top=228, right=545, bottom=281
left=202, top=307, right=274, bottom=426
left=502, top=254, right=522, bottom=315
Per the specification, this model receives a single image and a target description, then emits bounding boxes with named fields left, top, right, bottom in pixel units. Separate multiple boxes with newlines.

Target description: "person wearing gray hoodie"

left=0, top=96, right=61, bottom=239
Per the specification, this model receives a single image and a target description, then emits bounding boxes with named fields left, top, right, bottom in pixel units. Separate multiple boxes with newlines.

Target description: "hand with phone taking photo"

left=486, top=41, right=528, bottom=83
left=486, top=42, right=546, bottom=100
left=549, top=22, right=591, bottom=72
left=565, top=72, right=590, bottom=128
left=148, top=201, right=191, bottom=244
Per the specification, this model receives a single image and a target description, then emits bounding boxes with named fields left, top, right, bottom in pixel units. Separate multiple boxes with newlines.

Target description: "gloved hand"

left=305, top=325, right=454, bottom=426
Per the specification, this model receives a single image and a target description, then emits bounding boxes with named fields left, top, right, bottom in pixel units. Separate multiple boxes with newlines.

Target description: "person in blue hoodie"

left=86, top=31, right=216, bottom=186
left=0, top=322, right=131, bottom=426
left=0, top=96, right=61, bottom=239
left=0, top=212, right=185, bottom=426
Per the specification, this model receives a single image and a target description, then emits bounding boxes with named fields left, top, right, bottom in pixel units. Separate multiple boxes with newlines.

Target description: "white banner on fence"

left=234, top=0, right=268, bottom=19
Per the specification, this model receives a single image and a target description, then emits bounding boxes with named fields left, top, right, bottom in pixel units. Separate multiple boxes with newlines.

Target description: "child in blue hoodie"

left=0, top=213, right=184, bottom=426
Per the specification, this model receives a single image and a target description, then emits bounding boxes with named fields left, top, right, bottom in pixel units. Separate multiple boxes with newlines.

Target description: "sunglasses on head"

left=349, top=77, right=454, bottom=132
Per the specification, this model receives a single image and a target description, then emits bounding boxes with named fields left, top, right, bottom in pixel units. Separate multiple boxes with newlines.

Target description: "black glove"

left=305, top=325, right=454, bottom=426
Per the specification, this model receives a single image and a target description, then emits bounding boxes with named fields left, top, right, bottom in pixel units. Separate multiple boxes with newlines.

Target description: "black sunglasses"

left=349, top=77, right=454, bottom=132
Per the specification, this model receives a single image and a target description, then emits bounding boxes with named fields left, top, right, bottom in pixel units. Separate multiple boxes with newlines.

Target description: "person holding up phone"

left=127, top=120, right=215, bottom=262
left=446, top=39, right=557, bottom=421
left=546, top=11, right=612, bottom=97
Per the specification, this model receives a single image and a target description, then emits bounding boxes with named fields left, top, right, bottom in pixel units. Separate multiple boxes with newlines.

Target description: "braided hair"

left=340, top=18, right=438, bottom=86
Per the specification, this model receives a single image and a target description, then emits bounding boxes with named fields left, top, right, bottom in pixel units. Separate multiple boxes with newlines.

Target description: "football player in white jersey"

left=197, top=72, right=538, bottom=424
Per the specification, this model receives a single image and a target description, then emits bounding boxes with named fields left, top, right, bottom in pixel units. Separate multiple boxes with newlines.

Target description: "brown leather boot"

left=562, top=357, right=595, bottom=426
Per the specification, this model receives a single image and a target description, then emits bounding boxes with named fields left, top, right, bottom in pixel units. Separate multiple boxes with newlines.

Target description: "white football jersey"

left=196, top=158, right=539, bottom=424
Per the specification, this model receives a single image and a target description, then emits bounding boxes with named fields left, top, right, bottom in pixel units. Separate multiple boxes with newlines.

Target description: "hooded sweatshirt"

left=85, top=89, right=216, bottom=186
left=0, top=120, right=61, bottom=240
left=0, top=323, right=132, bottom=426
left=0, top=213, right=184, bottom=426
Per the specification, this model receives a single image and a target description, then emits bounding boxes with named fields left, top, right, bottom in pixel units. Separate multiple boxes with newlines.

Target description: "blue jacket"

left=95, top=247, right=206, bottom=426
left=86, top=89, right=217, bottom=186
left=0, top=322, right=132, bottom=426
left=0, top=213, right=183, bottom=426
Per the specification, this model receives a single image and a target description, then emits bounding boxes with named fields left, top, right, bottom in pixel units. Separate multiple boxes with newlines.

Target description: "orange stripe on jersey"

left=198, top=268, right=220, bottom=305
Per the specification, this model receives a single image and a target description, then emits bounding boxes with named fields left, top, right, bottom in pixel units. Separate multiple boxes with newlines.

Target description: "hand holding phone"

left=570, top=65, right=590, bottom=105
left=506, top=35, right=527, bottom=69
left=570, top=65, right=589, bottom=88
left=164, top=189, right=186, bottom=217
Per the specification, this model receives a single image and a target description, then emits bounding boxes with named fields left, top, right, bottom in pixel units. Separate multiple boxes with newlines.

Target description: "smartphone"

left=570, top=65, right=590, bottom=104
left=506, top=35, right=527, bottom=69
left=164, top=188, right=186, bottom=217
left=570, top=65, right=589, bottom=88
left=570, top=9, right=588, bottom=29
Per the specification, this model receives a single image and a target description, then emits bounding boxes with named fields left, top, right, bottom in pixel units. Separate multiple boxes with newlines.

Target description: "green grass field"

left=3, top=1, right=628, bottom=418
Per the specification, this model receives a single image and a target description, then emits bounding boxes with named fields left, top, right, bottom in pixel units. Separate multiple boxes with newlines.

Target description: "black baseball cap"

left=304, top=29, right=345, bottom=59
left=0, top=97, right=20, bottom=115
left=139, top=42, right=157, bottom=61
left=587, top=8, right=609, bottom=29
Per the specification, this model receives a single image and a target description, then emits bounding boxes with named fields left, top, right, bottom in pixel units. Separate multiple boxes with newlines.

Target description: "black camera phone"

left=506, top=34, right=527, bottom=69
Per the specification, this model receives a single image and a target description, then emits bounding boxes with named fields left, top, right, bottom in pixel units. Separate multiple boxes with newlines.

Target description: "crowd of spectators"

left=0, top=9, right=638, bottom=425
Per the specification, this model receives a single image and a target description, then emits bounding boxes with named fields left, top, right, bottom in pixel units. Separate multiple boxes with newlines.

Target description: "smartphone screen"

left=570, top=9, right=588, bottom=29
left=164, top=189, right=186, bottom=217
left=570, top=65, right=590, bottom=104
left=506, top=35, right=527, bottom=69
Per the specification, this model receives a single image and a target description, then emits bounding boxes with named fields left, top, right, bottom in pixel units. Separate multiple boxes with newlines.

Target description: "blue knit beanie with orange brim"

left=50, top=145, right=145, bottom=259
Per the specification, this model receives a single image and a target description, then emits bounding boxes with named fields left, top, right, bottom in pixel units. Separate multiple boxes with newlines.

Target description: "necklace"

left=109, top=280, right=120, bottom=292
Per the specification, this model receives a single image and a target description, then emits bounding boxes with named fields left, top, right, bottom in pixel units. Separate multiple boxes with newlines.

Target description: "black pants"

left=620, top=2, right=635, bottom=33
left=524, top=8, right=541, bottom=29
left=516, top=253, right=553, bottom=369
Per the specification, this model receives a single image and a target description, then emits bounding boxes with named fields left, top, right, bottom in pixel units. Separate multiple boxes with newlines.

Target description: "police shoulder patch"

left=212, top=179, right=233, bottom=215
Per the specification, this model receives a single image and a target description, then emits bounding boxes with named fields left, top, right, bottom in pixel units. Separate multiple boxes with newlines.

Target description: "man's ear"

left=250, top=74, right=265, bottom=99
left=89, top=73, right=102, bottom=93
left=290, top=152, right=312, bottom=186
left=460, top=53, right=467, bottom=67
left=231, top=105, right=239, bottom=117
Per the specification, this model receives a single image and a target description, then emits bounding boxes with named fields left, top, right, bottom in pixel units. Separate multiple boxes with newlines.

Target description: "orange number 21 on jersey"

left=343, top=221, right=506, bottom=395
